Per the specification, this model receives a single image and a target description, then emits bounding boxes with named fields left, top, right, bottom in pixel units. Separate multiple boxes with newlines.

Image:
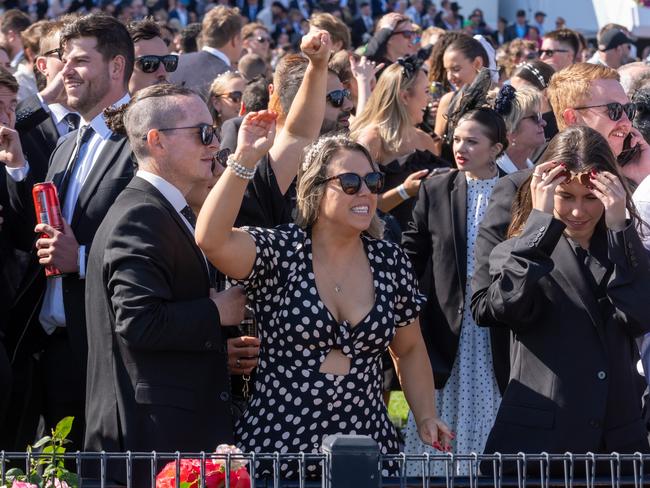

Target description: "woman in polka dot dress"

left=401, top=108, right=510, bottom=475
left=196, top=126, right=453, bottom=477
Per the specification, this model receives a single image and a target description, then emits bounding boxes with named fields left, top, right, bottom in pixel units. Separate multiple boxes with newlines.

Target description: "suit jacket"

left=477, top=209, right=650, bottom=455
left=504, top=23, right=530, bottom=43
left=402, top=170, right=510, bottom=392
left=351, top=16, right=373, bottom=48
left=84, top=177, right=233, bottom=482
left=4, top=129, right=135, bottom=370
left=170, top=50, right=230, bottom=100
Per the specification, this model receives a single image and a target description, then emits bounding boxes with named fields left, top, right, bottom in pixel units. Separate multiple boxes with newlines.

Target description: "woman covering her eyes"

left=351, top=56, right=449, bottom=234
left=196, top=131, right=452, bottom=477
left=401, top=107, right=509, bottom=475
left=474, top=125, right=650, bottom=462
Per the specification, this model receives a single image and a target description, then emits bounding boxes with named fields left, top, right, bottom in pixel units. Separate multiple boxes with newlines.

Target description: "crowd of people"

left=1, top=0, right=650, bottom=482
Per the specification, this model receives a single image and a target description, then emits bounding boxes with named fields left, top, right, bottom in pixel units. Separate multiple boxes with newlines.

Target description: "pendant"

left=334, top=285, right=342, bottom=293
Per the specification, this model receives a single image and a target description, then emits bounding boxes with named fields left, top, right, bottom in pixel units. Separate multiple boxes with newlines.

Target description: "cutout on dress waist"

left=319, top=348, right=350, bottom=375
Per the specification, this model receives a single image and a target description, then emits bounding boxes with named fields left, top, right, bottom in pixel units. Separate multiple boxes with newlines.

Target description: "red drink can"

left=32, top=182, right=64, bottom=277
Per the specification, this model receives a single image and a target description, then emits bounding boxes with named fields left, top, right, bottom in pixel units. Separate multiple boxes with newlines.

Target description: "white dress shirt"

left=202, top=46, right=231, bottom=68
left=49, top=102, right=79, bottom=138
left=136, top=170, right=195, bottom=234
left=632, top=175, right=650, bottom=387
left=39, top=92, right=131, bottom=334
left=496, top=152, right=533, bottom=175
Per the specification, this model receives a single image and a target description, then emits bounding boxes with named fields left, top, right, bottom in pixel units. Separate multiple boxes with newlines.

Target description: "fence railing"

left=2, top=435, right=649, bottom=488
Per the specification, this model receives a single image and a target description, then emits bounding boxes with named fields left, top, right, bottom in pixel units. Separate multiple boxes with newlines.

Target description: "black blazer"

left=4, top=129, right=135, bottom=370
left=402, top=170, right=509, bottom=392
left=477, top=209, right=650, bottom=455
left=84, top=177, right=233, bottom=482
left=504, top=23, right=530, bottom=43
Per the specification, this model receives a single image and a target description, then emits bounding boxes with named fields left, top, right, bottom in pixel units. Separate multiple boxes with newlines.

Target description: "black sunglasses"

left=393, top=30, right=416, bottom=39
left=211, top=148, right=232, bottom=172
left=538, top=48, right=570, bottom=57
left=319, top=171, right=384, bottom=195
left=326, top=89, right=350, bottom=108
left=135, top=54, right=179, bottom=73
left=574, top=102, right=637, bottom=122
left=146, top=123, right=220, bottom=145
left=218, top=91, right=243, bottom=104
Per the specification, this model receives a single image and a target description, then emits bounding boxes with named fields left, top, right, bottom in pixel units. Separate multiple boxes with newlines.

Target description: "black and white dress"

left=232, top=224, right=425, bottom=476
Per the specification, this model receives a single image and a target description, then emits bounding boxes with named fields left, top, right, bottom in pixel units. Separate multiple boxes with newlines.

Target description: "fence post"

left=321, top=435, right=380, bottom=488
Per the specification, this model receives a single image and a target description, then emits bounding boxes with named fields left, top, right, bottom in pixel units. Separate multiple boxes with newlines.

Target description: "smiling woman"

left=195, top=132, right=452, bottom=477
left=474, top=125, right=650, bottom=463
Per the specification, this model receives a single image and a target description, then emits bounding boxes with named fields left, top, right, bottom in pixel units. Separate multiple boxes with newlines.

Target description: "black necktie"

left=59, top=124, right=95, bottom=200
left=180, top=205, right=197, bottom=228
left=63, top=113, right=80, bottom=133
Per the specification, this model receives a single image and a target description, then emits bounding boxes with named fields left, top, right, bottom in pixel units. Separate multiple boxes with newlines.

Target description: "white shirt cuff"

left=5, top=160, right=30, bottom=181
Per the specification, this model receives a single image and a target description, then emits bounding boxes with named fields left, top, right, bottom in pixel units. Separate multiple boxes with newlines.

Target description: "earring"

left=488, top=160, right=496, bottom=172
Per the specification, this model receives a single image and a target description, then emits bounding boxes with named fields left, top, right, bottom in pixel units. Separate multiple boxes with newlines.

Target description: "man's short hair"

left=241, top=76, right=269, bottom=113
left=0, top=67, right=19, bottom=93
left=543, top=28, right=580, bottom=57
left=179, top=23, right=201, bottom=53
left=122, top=83, right=198, bottom=160
left=547, top=62, right=620, bottom=131
left=60, top=13, right=135, bottom=85
left=37, top=19, right=66, bottom=55
left=309, top=13, right=351, bottom=51
left=21, top=20, right=49, bottom=58
left=201, top=6, right=243, bottom=49
left=127, top=18, right=162, bottom=44
left=1, top=9, right=30, bottom=35
left=270, top=54, right=308, bottom=118
left=238, top=53, right=268, bottom=82
left=241, top=21, right=268, bottom=41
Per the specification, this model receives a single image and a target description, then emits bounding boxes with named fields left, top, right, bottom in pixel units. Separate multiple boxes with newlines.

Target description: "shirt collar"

left=80, top=92, right=131, bottom=140
left=136, top=170, right=188, bottom=213
left=49, top=103, right=75, bottom=125
left=496, top=153, right=533, bottom=174
left=202, top=46, right=231, bottom=67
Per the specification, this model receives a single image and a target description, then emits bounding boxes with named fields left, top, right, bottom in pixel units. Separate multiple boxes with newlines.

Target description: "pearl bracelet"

left=226, top=154, right=256, bottom=180
left=396, top=183, right=410, bottom=201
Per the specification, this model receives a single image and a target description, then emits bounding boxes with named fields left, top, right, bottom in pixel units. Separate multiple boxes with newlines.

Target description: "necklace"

left=314, top=255, right=347, bottom=293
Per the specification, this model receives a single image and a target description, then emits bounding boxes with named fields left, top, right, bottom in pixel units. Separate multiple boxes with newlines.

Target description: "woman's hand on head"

left=589, top=170, right=627, bottom=232
left=300, top=29, right=331, bottom=68
left=530, top=161, right=566, bottom=215
left=417, top=417, right=455, bottom=452
left=235, top=110, right=278, bottom=167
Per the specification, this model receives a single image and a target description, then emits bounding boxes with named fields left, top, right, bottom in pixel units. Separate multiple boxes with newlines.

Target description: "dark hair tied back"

left=104, top=103, right=130, bottom=136
left=494, top=84, right=517, bottom=116
left=397, top=54, right=423, bottom=79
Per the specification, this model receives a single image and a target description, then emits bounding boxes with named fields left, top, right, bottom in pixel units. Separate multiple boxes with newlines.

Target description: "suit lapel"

left=47, top=133, right=77, bottom=186
left=450, top=172, right=468, bottom=292
left=70, top=135, right=128, bottom=228
left=41, top=115, right=60, bottom=152
left=551, top=237, right=604, bottom=330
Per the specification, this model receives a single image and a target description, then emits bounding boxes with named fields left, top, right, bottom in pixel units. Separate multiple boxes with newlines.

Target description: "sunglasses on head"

left=135, top=54, right=179, bottom=73
left=326, top=89, right=350, bottom=108
left=538, top=48, right=569, bottom=57
left=574, top=101, right=636, bottom=122
left=147, top=123, right=220, bottom=146
left=319, top=171, right=384, bottom=195
left=218, top=91, right=243, bottom=104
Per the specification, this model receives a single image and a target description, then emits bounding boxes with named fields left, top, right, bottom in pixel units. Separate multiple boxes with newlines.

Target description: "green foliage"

left=1, top=417, right=78, bottom=488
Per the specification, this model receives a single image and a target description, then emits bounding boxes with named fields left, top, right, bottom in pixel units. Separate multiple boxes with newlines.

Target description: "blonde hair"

left=296, top=135, right=384, bottom=239
left=350, top=63, right=422, bottom=155
left=490, top=86, right=541, bottom=134
left=208, top=71, right=243, bottom=124
left=547, top=62, right=619, bottom=131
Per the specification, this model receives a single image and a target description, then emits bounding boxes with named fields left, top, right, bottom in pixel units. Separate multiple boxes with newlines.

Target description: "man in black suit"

left=504, top=9, right=530, bottom=43
left=351, top=2, right=374, bottom=48
left=84, top=83, right=249, bottom=483
left=170, top=6, right=243, bottom=98
left=1, top=13, right=135, bottom=450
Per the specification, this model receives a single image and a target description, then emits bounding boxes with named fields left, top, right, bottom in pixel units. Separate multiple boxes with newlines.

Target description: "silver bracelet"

left=397, top=183, right=410, bottom=201
left=226, top=154, right=256, bottom=180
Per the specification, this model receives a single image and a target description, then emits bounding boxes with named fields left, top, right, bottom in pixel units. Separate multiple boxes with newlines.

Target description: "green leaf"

left=5, top=468, right=25, bottom=478
left=32, top=436, right=52, bottom=449
left=53, top=417, right=74, bottom=440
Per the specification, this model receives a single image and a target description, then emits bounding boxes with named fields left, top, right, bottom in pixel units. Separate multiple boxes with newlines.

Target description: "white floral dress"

left=403, top=174, right=502, bottom=476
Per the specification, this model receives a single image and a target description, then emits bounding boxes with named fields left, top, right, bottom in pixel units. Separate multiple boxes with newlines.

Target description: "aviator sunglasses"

left=574, top=101, right=637, bottom=122
left=135, top=54, right=179, bottom=73
left=319, top=171, right=385, bottom=195
left=145, top=123, right=220, bottom=146
left=326, top=89, right=350, bottom=108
